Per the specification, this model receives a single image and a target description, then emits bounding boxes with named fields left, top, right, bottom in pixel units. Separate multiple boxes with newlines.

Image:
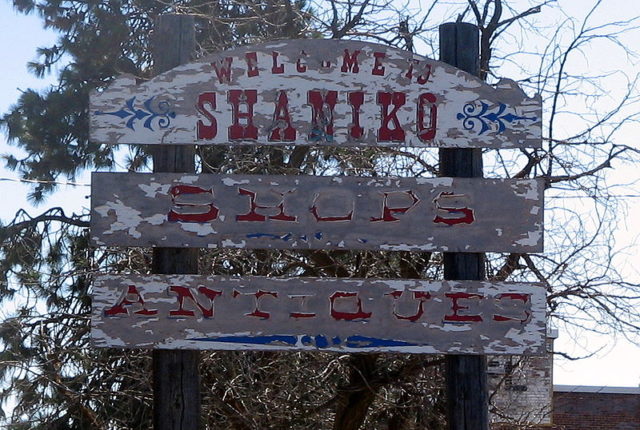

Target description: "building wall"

left=552, top=387, right=640, bottom=430
left=488, top=330, right=640, bottom=430
left=489, top=333, right=556, bottom=427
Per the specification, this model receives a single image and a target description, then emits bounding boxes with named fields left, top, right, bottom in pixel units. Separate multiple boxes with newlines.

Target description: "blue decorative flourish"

left=246, top=233, right=294, bottom=241
left=195, top=335, right=298, bottom=346
left=457, top=102, right=537, bottom=135
left=344, top=336, right=418, bottom=348
left=191, top=334, right=419, bottom=349
left=245, top=232, right=325, bottom=242
left=94, top=96, right=175, bottom=131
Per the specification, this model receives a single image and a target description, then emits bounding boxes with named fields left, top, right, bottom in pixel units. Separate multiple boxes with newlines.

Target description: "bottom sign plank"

left=92, top=275, right=546, bottom=354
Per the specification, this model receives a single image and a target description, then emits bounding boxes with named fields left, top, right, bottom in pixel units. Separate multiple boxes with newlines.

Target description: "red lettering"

left=168, top=286, right=222, bottom=318
left=308, top=90, right=338, bottom=143
left=341, top=49, right=361, bottom=73
left=372, top=52, right=385, bottom=76
left=289, top=294, right=316, bottom=318
left=417, top=93, right=437, bottom=141
left=377, top=91, right=406, bottom=142
left=330, top=292, right=372, bottom=321
left=444, top=292, right=483, bottom=323
left=296, top=51, right=308, bottom=72
left=212, top=57, right=233, bottom=84
left=271, top=51, right=284, bottom=74
left=236, top=188, right=296, bottom=222
left=168, top=185, right=219, bottom=223
left=493, top=293, right=531, bottom=323
left=348, top=91, right=364, bottom=139
left=196, top=92, right=217, bottom=140
left=405, top=59, right=418, bottom=80
left=433, top=192, right=474, bottom=226
left=233, top=289, right=277, bottom=319
left=371, top=190, right=419, bottom=222
left=405, top=60, right=432, bottom=84
left=387, top=290, right=431, bottom=322
left=228, top=89, right=258, bottom=140
left=104, top=285, right=157, bottom=317
left=245, top=52, right=259, bottom=77
left=416, top=63, right=432, bottom=84
left=310, top=191, right=354, bottom=222
left=269, top=91, right=296, bottom=142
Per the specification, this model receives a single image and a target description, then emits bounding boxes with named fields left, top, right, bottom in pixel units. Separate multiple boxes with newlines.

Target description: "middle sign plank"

left=91, top=172, right=543, bottom=253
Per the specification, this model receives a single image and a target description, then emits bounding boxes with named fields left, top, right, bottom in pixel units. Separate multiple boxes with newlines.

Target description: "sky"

left=0, top=0, right=638, bottom=388
left=0, top=3, right=92, bottom=217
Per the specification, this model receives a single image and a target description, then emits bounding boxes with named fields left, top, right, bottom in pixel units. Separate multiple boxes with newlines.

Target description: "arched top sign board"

left=90, top=39, right=541, bottom=148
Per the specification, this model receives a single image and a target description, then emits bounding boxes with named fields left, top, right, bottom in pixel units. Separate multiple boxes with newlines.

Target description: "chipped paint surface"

left=90, top=40, right=541, bottom=149
left=90, top=172, right=544, bottom=252
left=92, top=275, right=546, bottom=354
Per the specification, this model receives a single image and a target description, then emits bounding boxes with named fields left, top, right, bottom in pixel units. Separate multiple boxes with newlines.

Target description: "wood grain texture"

left=439, top=22, right=489, bottom=430
left=150, top=14, right=200, bottom=430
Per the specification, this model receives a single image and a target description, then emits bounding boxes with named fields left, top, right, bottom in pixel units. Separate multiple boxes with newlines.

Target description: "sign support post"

left=439, top=22, right=489, bottom=430
left=151, top=15, right=201, bottom=430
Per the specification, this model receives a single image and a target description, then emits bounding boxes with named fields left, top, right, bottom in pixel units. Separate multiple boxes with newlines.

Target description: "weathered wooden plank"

left=90, top=172, right=544, bottom=253
left=90, top=39, right=541, bottom=149
left=92, top=275, right=546, bottom=354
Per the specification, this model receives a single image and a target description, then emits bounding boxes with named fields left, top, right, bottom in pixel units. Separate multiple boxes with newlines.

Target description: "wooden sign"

left=90, top=40, right=541, bottom=149
left=92, top=274, right=546, bottom=354
left=90, top=172, right=544, bottom=253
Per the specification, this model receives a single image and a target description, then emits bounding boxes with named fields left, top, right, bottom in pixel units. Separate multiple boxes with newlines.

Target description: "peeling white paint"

left=515, top=230, right=542, bottom=247
left=177, top=175, right=200, bottom=184
left=146, top=214, right=166, bottom=226
left=138, top=182, right=171, bottom=198
left=94, top=200, right=144, bottom=239
left=222, top=177, right=250, bottom=186
left=221, top=239, right=247, bottom=248
left=417, top=177, right=454, bottom=187
left=180, top=223, right=217, bottom=236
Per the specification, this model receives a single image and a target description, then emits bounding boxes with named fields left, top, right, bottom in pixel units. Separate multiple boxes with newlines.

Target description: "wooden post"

left=151, top=15, right=201, bottom=430
left=439, top=22, right=489, bottom=430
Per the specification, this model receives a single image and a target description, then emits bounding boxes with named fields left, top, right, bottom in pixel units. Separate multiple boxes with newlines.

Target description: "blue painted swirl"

left=95, top=96, right=176, bottom=131
left=457, top=102, right=537, bottom=135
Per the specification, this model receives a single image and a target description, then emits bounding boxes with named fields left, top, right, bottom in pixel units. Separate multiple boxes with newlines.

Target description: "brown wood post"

left=151, top=14, right=201, bottom=430
left=439, top=22, right=489, bottom=430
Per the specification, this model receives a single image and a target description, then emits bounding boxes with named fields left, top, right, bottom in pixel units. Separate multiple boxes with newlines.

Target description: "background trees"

left=1, top=0, right=638, bottom=428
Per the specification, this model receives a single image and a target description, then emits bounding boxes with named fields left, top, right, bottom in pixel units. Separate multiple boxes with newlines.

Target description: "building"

left=489, top=332, right=556, bottom=427
left=552, top=385, right=640, bottom=430
left=488, top=329, right=640, bottom=429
